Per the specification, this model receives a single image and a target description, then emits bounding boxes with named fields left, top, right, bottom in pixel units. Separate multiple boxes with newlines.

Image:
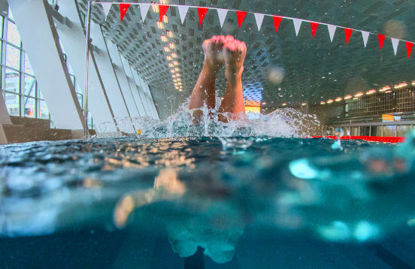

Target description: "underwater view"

left=1, top=109, right=415, bottom=268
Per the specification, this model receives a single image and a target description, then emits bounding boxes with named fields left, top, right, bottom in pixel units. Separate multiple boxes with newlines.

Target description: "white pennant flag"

left=100, top=3, right=112, bottom=18
left=292, top=18, right=302, bottom=36
left=216, top=9, right=228, bottom=28
left=391, top=38, right=400, bottom=55
left=361, top=31, right=370, bottom=47
left=139, top=3, right=150, bottom=22
left=254, top=13, right=265, bottom=31
left=327, top=24, right=336, bottom=42
left=178, top=6, right=189, bottom=24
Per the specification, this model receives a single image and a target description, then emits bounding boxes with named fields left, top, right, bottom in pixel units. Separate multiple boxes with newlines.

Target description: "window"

left=0, top=7, right=93, bottom=130
left=0, top=8, right=50, bottom=120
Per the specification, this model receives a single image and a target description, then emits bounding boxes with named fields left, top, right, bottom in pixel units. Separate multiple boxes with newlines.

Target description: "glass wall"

left=0, top=7, right=93, bottom=129
left=0, top=9, right=49, bottom=119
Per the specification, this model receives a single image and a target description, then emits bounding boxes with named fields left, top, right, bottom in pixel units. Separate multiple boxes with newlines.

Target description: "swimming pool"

left=1, top=127, right=415, bottom=268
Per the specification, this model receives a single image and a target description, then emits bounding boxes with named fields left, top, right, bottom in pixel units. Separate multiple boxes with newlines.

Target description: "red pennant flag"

left=236, top=11, right=247, bottom=29
left=377, top=34, right=385, bottom=50
left=197, top=7, right=209, bottom=26
left=310, top=22, right=319, bottom=38
left=159, top=5, right=169, bottom=22
left=344, top=28, right=353, bottom=45
left=406, top=42, right=414, bottom=58
left=273, top=16, right=283, bottom=33
left=119, top=3, right=130, bottom=22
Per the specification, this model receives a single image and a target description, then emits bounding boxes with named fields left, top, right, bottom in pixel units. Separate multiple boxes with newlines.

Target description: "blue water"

left=1, top=132, right=415, bottom=268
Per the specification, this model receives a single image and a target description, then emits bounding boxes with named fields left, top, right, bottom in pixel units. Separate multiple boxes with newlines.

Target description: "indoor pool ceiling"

left=77, top=0, right=415, bottom=117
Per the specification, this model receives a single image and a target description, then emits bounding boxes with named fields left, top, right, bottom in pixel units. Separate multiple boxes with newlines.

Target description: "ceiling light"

left=171, top=53, right=178, bottom=58
left=354, top=92, right=364, bottom=98
left=344, top=94, right=353, bottom=100
left=385, top=90, right=393, bottom=93
left=335, top=97, right=343, bottom=102
left=327, top=99, right=334, bottom=104
left=166, top=56, right=172, bottom=61
left=167, top=31, right=174, bottom=38
left=412, top=81, right=415, bottom=86
left=394, top=82, right=408, bottom=89
left=168, top=63, right=174, bottom=68
left=379, top=86, right=391, bottom=92
left=161, top=35, right=168, bottom=42
left=173, top=61, right=179, bottom=66
left=320, top=101, right=326, bottom=105
left=366, top=89, right=377, bottom=95
left=174, top=67, right=180, bottom=72
left=169, top=43, right=176, bottom=49
left=157, top=22, right=164, bottom=29
left=163, top=15, right=168, bottom=24
left=282, top=102, right=287, bottom=107
left=164, top=46, right=170, bottom=52
left=152, top=3, right=159, bottom=13
left=301, top=102, right=307, bottom=106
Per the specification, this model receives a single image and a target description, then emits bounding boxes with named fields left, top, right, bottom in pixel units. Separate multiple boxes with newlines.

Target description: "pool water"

left=1, top=130, right=415, bottom=268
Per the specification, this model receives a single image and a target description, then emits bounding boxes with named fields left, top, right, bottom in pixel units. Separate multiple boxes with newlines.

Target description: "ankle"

left=203, top=59, right=222, bottom=74
left=225, top=67, right=243, bottom=83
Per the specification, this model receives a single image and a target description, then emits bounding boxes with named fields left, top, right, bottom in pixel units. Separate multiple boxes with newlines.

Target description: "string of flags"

left=96, top=2, right=414, bottom=58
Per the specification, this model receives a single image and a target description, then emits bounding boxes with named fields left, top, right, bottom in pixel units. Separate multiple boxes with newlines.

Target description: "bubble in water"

left=384, top=20, right=406, bottom=39
left=267, top=66, right=285, bottom=85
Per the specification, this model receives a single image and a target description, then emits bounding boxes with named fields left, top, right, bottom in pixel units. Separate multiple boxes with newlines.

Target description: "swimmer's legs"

left=218, top=36, right=246, bottom=122
left=189, top=36, right=225, bottom=123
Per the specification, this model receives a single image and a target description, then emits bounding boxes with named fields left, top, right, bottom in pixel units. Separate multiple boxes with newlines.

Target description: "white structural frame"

left=84, top=0, right=160, bottom=137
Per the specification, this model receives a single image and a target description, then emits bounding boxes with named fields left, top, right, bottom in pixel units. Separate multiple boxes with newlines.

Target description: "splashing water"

left=103, top=98, right=321, bottom=140
left=331, top=127, right=344, bottom=150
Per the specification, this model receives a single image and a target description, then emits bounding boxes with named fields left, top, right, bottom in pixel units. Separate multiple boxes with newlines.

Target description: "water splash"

left=331, top=128, right=344, bottom=151
left=103, top=99, right=321, bottom=140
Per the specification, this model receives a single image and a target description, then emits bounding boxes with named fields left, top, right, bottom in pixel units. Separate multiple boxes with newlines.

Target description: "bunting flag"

left=159, top=5, right=169, bottom=22
left=120, top=3, right=130, bottom=22
left=273, top=16, right=283, bottom=33
left=197, top=7, right=209, bottom=26
left=292, top=18, right=302, bottom=36
left=310, top=22, right=319, bottom=38
left=139, top=3, right=150, bottom=22
left=344, top=28, right=353, bottom=45
left=254, top=13, right=265, bottom=31
left=100, top=2, right=112, bottom=18
left=217, top=8, right=228, bottom=28
left=108, top=3, right=415, bottom=60
left=378, top=34, right=385, bottom=50
left=406, top=42, right=414, bottom=58
left=178, top=5, right=189, bottom=24
left=391, top=38, right=399, bottom=55
left=327, top=24, right=336, bottom=42
left=361, top=31, right=369, bottom=47
left=236, top=11, right=247, bottom=29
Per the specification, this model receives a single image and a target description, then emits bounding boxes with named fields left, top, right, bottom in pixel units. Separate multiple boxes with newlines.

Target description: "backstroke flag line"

left=94, top=2, right=414, bottom=58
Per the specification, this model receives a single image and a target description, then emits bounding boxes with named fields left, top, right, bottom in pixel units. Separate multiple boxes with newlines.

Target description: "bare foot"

left=223, top=36, right=247, bottom=81
left=218, top=37, right=247, bottom=123
left=202, top=35, right=225, bottom=73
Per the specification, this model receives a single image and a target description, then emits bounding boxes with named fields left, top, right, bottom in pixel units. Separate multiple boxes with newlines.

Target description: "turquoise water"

left=1, top=129, right=415, bottom=268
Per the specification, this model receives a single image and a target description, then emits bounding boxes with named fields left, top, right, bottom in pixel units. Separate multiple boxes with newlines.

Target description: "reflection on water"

left=1, top=129, right=415, bottom=264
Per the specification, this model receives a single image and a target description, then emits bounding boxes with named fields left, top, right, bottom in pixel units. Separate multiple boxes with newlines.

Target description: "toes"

left=225, top=35, right=234, bottom=43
